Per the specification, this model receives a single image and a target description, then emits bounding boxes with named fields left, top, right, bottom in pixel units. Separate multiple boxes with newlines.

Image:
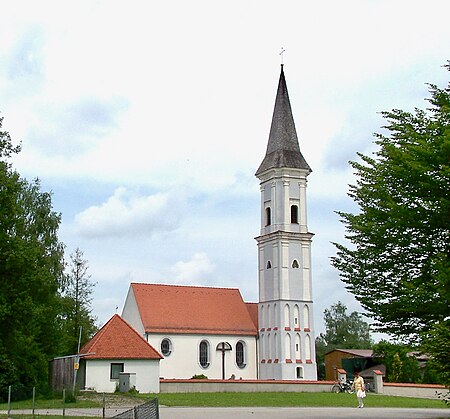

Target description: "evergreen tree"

left=59, top=248, right=97, bottom=355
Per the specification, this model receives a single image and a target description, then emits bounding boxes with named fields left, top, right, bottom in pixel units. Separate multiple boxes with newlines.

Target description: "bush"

left=191, top=374, right=208, bottom=379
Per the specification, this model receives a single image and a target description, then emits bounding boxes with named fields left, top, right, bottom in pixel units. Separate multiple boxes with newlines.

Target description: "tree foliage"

left=331, top=68, right=450, bottom=339
left=372, top=341, right=421, bottom=383
left=59, top=248, right=97, bottom=355
left=315, top=301, right=373, bottom=379
left=0, top=117, right=65, bottom=399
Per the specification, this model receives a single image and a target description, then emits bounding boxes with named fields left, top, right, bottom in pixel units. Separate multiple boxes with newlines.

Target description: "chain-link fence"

left=0, top=385, right=159, bottom=418
left=111, top=398, right=159, bottom=419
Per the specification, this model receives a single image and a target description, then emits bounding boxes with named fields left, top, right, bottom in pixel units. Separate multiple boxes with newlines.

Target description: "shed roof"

left=325, top=348, right=374, bottom=358
left=130, top=283, right=258, bottom=336
left=80, top=314, right=162, bottom=360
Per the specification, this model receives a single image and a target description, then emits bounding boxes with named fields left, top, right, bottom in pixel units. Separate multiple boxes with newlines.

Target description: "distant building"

left=324, top=349, right=374, bottom=380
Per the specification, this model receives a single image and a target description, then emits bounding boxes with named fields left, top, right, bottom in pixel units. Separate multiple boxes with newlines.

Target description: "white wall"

left=121, top=287, right=145, bottom=335
left=85, top=359, right=160, bottom=393
left=146, top=333, right=257, bottom=380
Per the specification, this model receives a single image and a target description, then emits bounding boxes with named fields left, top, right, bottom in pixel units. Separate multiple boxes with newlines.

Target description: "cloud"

left=75, top=187, right=184, bottom=238
left=170, top=253, right=215, bottom=285
left=27, top=96, right=128, bottom=155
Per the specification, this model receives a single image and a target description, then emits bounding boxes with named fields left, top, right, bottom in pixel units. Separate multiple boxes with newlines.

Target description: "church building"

left=122, top=65, right=317, bottom=381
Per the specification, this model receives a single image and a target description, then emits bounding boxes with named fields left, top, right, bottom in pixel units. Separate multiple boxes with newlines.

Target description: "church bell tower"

left=256, top=65, right=317, bottom=380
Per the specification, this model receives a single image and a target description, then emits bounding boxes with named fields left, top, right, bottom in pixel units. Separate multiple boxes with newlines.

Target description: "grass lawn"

left=0, top=391, right=447, bottom=413
left=147, top=392, right=448, bottom=409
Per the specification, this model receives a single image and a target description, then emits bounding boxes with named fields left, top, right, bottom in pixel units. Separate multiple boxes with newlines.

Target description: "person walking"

left=352, top=371, right=366, bottom=408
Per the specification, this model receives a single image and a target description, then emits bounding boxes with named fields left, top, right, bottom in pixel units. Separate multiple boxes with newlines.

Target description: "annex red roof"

left=131, top=283, right=258, bottom=336
left=80, top=314, right=162, bottom=360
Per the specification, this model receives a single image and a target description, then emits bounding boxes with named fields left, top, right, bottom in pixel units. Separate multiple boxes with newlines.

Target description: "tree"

left=59, top=248, right=97, bottom=355
left=315, top=301, right=373, bottom=379
left=0, top=117, right=65, bottom=399
left=371, top=341, right=421, bottom=383
left=331, top=65, right=449, bottom=383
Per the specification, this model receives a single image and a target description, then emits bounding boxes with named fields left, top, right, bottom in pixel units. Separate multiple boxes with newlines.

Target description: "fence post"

left=7, top=385, right=11, bottom=417
left=32, top=387, right=36, bottom=418
left=102, top=392, right=105, bottom=418
left=133, top=406, right=137, bottom=419
left=155, top=397, right=160, bottom=419
left=63, top=388, right=66, bottom=417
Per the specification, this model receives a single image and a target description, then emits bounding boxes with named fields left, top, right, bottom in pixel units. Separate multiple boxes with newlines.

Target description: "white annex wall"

left=85, top=359, right=160, bottom=393
left=146, top=334, right=257, bottom=380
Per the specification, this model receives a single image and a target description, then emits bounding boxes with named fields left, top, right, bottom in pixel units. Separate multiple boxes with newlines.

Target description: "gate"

left=111, top=398, right=159, bottom=419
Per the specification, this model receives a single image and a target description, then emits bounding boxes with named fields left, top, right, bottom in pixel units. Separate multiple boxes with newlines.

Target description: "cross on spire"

left=279, top=47, right=286, bottom=65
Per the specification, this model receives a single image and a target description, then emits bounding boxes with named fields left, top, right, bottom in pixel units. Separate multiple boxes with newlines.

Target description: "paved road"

left=159, top=406, right=450, bottom=419
left=2, top=407, right=450, bottom=418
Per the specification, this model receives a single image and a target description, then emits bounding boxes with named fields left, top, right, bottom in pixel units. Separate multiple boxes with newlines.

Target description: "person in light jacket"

left=352, top=371, right=366, bottom=408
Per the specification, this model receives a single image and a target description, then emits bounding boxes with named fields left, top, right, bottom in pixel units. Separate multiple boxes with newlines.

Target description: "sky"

left=1, top=0, right=449, bottom=337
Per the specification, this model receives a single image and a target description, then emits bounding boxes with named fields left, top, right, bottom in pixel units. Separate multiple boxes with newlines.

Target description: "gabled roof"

left=80, top=314, right=162, bottom=360
left=130, top=283, right=258, bottom=336
left=256, top=65, right=311, bottom=176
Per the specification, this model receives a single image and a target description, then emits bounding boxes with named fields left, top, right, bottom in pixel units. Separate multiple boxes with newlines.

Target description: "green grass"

left=1, top=391, right=447, bottom=412
left=148, top=392, right=448, bottom=409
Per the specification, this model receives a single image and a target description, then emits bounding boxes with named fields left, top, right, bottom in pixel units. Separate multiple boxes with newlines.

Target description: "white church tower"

left=256, top=65, right=317, bottom=380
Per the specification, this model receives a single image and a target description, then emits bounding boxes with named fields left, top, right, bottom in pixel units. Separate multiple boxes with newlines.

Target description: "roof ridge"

left=131, top=282, right=241, bottom=291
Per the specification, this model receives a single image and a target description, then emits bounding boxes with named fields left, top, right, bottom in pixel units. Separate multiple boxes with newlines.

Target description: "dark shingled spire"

left=256, top=65, right=311, bottom=176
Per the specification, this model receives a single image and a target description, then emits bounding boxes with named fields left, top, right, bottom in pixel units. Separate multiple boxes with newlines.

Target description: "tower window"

left=266, top=260, right=272, bottom=269
left=296, top=366, right=304, bottom=379
left=266, top=207, right=271, bottom=226
left=292, top=259, right=299, bottom=268
left=291, top=205, right=299, bottom=224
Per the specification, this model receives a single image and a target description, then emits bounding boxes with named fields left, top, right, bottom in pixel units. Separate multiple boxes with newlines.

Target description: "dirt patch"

left=78, top=392, right=145, bottom=409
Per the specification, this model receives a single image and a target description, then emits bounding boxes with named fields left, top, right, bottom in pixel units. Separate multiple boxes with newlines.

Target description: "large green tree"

left=59, top=248, right=97, bottom=355
left=0, top=117, right=65, bottom=399
left=331, top=66, right=449, bottom=382
left=315, top=301, right=373, bottom=379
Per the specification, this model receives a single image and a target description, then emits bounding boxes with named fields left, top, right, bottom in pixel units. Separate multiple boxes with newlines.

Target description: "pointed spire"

left=256, top=65, right=311, bottom=176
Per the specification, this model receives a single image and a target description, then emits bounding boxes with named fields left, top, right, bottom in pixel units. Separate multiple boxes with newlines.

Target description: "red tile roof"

left=80, top=314, right=162, bottom=360
left=245, top=302, right=259, bottom=330
left=131, top=283, right=258, bottom=336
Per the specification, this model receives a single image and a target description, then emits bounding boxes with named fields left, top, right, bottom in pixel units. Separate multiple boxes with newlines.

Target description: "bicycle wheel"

left=331, top=384, right=341, bottom=393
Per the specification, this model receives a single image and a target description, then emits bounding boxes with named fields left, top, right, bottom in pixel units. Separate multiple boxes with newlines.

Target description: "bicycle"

left=331, top=380, right=354, bottom=393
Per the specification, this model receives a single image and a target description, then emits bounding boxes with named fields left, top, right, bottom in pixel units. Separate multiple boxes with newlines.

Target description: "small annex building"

left=78, top=314, right=162, bottom=393
left=122, top=283, right=258, bottom=380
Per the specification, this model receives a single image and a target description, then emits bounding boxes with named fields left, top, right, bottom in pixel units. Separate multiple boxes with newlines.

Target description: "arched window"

left=292, top=259, right=299, bottom=268
left=160, top=338, right=172, bottom=356
left=294, top=305, right=300, bottom=329
left=199, top=340, right=210, bottom=368
left=295, top=333, right=301, bottom=359
left=266, top=260, right=272, bottom=269
left=236, top=341, right=245, bottom=368
left=266, top=207, right=271, bottom=226
left=291, top=205, right=298, bottom=224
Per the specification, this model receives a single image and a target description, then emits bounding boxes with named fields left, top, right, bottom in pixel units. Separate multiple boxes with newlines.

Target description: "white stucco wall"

left=146, top=333, right=257, bottom=380
left=85, top=359, right=160, bottom=393
left=121, top=288, right=145, bottom=336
